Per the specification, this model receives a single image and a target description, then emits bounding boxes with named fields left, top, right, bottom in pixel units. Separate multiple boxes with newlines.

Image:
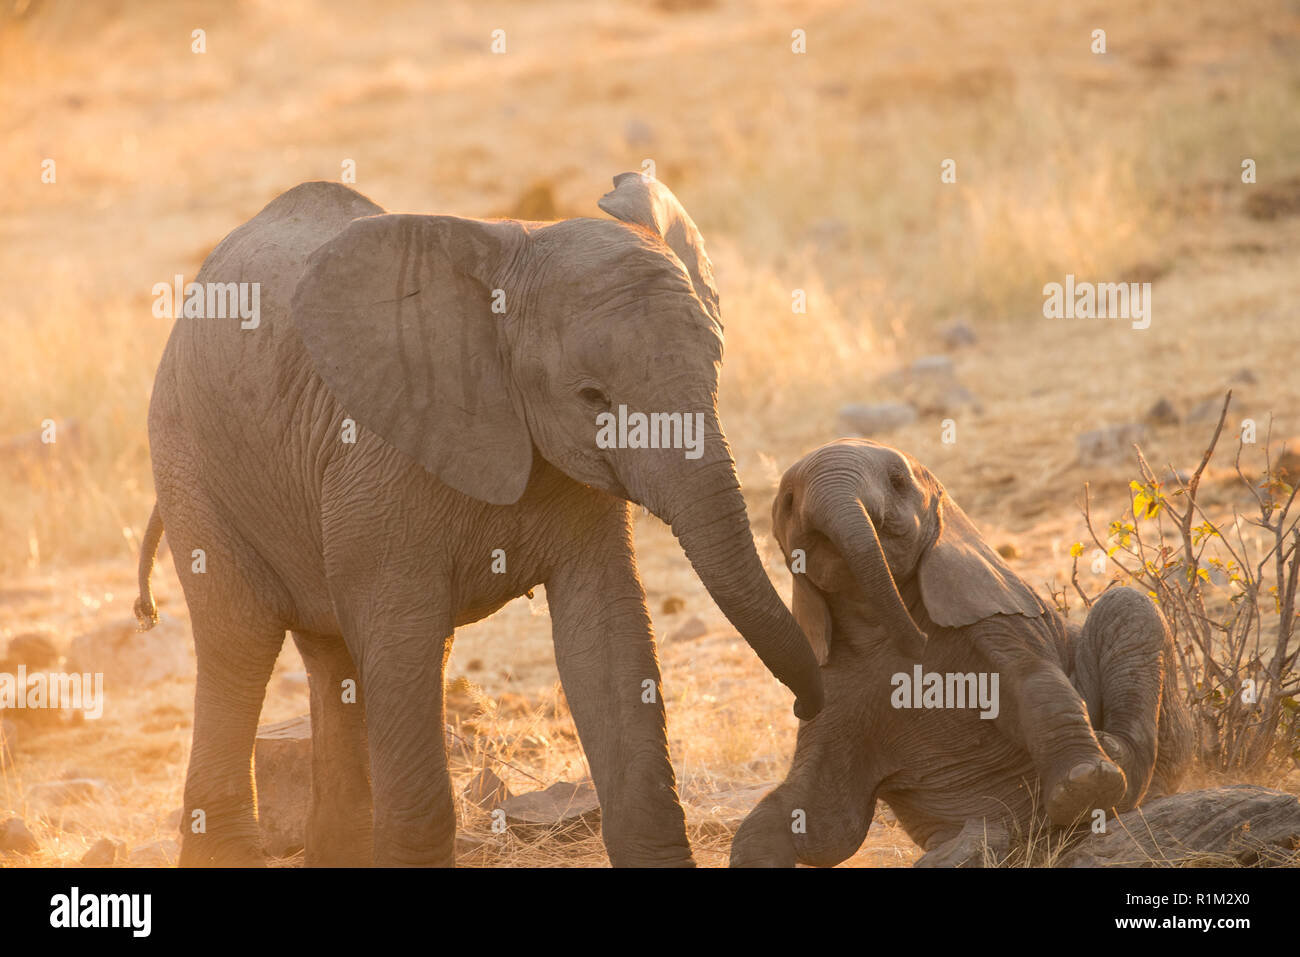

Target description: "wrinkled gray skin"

left=136, top=175, right=823, bottom=867
left=730, top=439, right=1192, bottom=867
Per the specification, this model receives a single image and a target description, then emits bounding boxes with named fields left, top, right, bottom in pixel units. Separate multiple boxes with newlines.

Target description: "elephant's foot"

left=915, top=819, right=1011, bottom=868
left=179, top=832, right=267, bottom=868
left=1045, top=756, right=1126, bottom=826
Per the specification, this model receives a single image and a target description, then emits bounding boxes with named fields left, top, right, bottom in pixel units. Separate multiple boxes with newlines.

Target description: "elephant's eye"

left=579, top=386, right=611, bottom=410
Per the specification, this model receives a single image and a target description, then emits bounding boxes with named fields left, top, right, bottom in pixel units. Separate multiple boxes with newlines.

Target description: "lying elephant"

left=730, top=439, right=1192, bottom=867
left=135, top=174, right=823, bottom=867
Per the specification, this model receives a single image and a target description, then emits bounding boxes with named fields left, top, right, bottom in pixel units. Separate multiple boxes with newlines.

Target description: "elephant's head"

left=772, top=439, right=1045, bottom=663
left=288, top=172, right=823, bottom=719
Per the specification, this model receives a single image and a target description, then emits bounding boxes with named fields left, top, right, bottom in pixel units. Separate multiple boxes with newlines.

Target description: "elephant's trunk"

left=802, top=479, right=928, bottom=659
left=648, top=427, right=824, bottom=720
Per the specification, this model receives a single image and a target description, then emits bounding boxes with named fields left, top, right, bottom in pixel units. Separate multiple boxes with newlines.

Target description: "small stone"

left=5, top=631, right=59, bottom=668
left=26, top=778, right=109, bottom=807
left=996, top=543, right=1020, bottom=560
left=463, top=768, right=512, bottom=809
left=129, top=839, right=179, bottom=867
left=501, top=780, right=601, bottom=838
left=1076, top=424, right=1147, bottom=466
left=465, top=658, right=484, bottom=672
left=81, top=838, right=126, bottom=866
left=1228, top=368, right=1258, bottom=386
left=910, top=354, right=956, bottom=381
left=1144, top=397, right=1180, bottom=427
left=939, top=320, right=978, bottom=350
left=455, top=832, right=491, bottom=860
left=623, top=118, right=655, bottom=148
left=0, top=817, right=38, bottom=854
left=661, top=595, right=686, bottom=615
left=838, top=401, right=918, bottom=436
left=669, top=616, right=708, bottom=642
left=254, top=714, right=311, bottom=858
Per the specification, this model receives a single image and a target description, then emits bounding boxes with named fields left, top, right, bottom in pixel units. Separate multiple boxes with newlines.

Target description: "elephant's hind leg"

left=1074, top=588, right=1166, bottom=810
left=293, top=631, right=373, bottom=866
left=173, top=543, right=286, bottom=867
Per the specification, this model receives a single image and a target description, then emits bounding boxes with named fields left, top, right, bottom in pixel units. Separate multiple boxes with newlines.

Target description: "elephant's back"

left=147, top=183, right=386, bottom=618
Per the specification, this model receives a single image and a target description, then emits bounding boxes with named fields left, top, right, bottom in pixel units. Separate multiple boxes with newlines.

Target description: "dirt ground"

left=1, top=0, right=1298, bottom=866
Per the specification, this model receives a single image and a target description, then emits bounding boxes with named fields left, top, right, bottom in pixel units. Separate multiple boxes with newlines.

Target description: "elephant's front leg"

left=332, top=591, right=457, bottom=867
left=730, top=691, right=879, bottom=867
left=975, top=622, right=1125, bottom=826
left=547, top=534, right=693, bottom=867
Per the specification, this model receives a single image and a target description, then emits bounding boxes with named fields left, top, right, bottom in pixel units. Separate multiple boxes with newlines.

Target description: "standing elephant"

left=730, top=439, right=1191, bottom=867
left=135, top=174, right=823, bottom=867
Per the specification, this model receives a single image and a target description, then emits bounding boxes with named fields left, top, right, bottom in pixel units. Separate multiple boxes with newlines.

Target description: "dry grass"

left=2, top=0, right=1299, bottom=866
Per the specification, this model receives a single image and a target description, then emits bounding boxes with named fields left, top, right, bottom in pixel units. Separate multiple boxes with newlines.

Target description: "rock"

left=0, top=817, right=38, bottom=854
left=910, top=354, right=956, bottom=381
left=254, top=714, right=311, bottom=858
left=278, top=670, right=308, bottom=692
left=1076, top=424, right=1146, bottom=466
left=164, top=807, right=184, bottom=832
left=464, top=768, right=512, bottom=809
left=0, top=718, right=15, bottom=768
left=1187, top=398, right=1227, bottom=424
left=996, top=543, right=1020, bottom=560
left=26, top=778, right=109, bottom=807
left=925, top=385, right=981, bottom=416
left=501, top=780, right=601, bottom=838
left=81, top=838, right=126, bottom=866
left=4, top=631, right=59, bottom=668
left=623, top=118, right=655, bottom=148
left=504, top=181, right=559, bottom=221
left=1061, top=785, right=1300, bottom=867
left=1144, top=397, right=1180, bottom=427
left=455, top=831, right=492, bottom=861
left=668, top=616, right=708, bottom=642
left=66, top=614, right=192, bottom=687
left=1272, top=437, right=1300, bottom=484
left=838, top=401, right=918, bottom=436
left=939, top=320, right=978, bottom=350
left=1228, top=368, right=1258, bottom=386
left=661, top=595, right=686, bottom=615
left=129, top=839, right=179, bottom=867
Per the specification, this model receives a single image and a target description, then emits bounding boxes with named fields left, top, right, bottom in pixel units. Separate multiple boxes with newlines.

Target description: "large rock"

left=501, top=780, right=601, bottom=839
left=1061, top=785, right=1300, bottom=867
left=254, top=714, right=312, bottom=858
left=66, top=614, right=193, bottom=687
left=0, top=817, right=38, bottom=854
left=463, top=768, right=512, bottom=809
left=4, top=631, right=59, bottom=669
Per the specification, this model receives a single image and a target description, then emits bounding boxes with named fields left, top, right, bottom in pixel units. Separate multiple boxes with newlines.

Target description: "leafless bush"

left=1068, top=392, right=1299, bottom=776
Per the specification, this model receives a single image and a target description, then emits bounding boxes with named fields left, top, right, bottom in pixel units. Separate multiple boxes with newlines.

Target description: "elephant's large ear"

left=918, top=495, right=1046, bottom=628
left=791, top=573, right=833, bottom=666
left=290, top=213, right=533, bottom=505
left=597, top=172, right=720, bottom=325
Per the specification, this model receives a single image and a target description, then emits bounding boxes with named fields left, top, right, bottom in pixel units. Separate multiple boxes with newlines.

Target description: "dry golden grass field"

left=1, top=0, right=1298, bottom=868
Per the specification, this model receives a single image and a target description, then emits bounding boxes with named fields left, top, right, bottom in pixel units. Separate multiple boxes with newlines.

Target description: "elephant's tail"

left=133, top=502, right=164, bottom=631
